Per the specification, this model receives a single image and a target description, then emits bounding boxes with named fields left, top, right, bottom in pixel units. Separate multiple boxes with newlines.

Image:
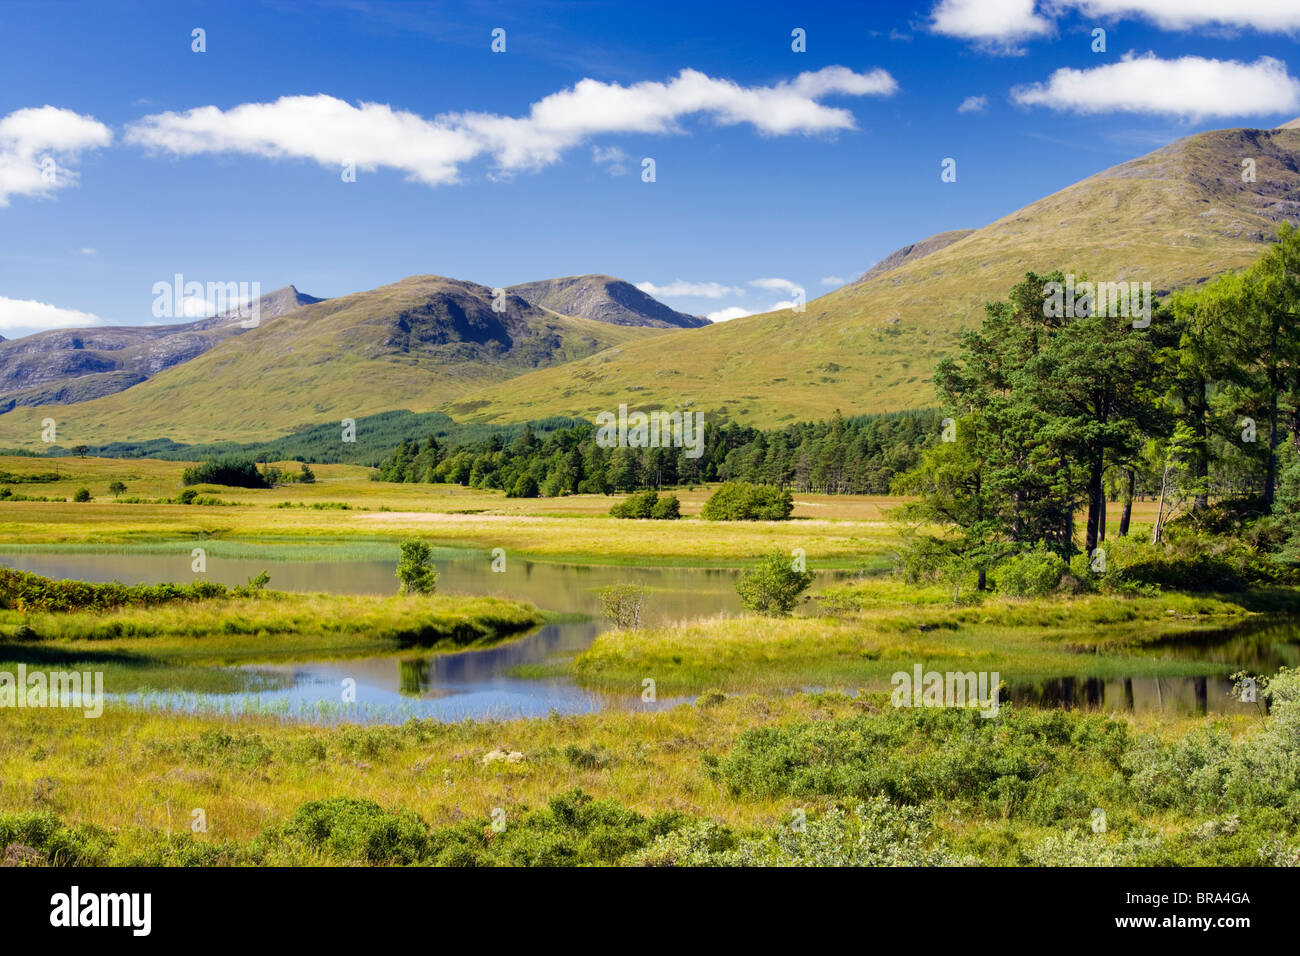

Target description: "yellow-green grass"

left=0, top=689, right=1256, bottom=848
left=450, top=127, right=1300, bottom=427
left=569, top=585, right=1299, bottom=695
left=0, top=592, right=542, bottom=695
left=0, top=456, right=1165, bottom=567
left=1, top=591, right=541, bottom=660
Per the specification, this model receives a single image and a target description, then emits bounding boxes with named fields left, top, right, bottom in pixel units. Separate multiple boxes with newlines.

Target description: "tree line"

left=371, top=409, right=942, bottom=496
left=897, top=224, right=1300, bottom=585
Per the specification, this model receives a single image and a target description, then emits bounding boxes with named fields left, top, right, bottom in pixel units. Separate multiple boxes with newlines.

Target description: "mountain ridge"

left=445, top=123, right=1300, bottom=427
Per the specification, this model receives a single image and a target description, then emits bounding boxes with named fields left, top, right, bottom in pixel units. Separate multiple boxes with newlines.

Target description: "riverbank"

left=2, top=673, right=1296, bottom=866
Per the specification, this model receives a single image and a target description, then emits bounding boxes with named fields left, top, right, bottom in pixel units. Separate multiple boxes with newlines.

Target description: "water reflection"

left=1006, top=675, right=1264, bottom=716
left=4, top=548, right=1299, bottom=721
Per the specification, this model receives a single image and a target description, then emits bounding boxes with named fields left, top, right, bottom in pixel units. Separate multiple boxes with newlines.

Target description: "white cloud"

left=0, top=106, right=112, bottom=207
left=820, top=275, right=846, bottom=286
left=638, top=280, right=743, bottom=299
left=1013, top=53, right=1300, bottom=118
left=706, top=306, right=752, bottom=322
left=766, top=299, right=799, bottom=312
left=126, top=66, right=898, bottom=186
left=750, top=277, right=801, bottom=293
left=1056, top=0, right=1300, bottom=32
left=958, top=95, right=989, bottom=113
left=77, top=247, right=96, bottom=256
left=930, top=0, right=1053, bottom=47
left=0, top=296, right=100, bottom=332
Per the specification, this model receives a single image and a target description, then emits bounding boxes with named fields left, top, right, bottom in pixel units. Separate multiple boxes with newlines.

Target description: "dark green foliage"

left=396, top=540, right=438, bottom=595
left=701, top=481, right=794, bottom=521
left=507, top=473, right=539, bottom=498
left=181, top=457, right=269, bottom=488
left=715, top=704, right=1129, bottom=823
left=0, top=565, right=231, bottom=612
left=650, top=494, right=681, bottom=519
left=995, top=549, right=1068, bottom=597
left=609, top=489, right=655, bottom=518
left=72, top=488, right=91, bottom=502
left=371, top=410, right=941, bottom=498
left=734, top=550, right=813, bottom=615
left=278, top=797, right=432, bottom=865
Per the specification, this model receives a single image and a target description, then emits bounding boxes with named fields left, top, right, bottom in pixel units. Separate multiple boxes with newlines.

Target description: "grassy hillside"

left=0, top=277, right=662, bottom=446
left=450, top=125, right=1300, bottom=427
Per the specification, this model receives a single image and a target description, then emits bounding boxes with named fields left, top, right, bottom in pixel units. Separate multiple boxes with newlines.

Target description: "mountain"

left=0, top=276, right=665, bottom=445
left=507, top=275, right=707, bottom=328
left=445, top=123, right=1300, bottom=427
left=854, top=229, right=975, bottom=284
left=0, top=285, right=320, bottom=410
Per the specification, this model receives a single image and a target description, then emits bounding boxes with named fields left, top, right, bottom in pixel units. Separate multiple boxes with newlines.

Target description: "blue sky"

left=1, top=0, right=1298, bottom=335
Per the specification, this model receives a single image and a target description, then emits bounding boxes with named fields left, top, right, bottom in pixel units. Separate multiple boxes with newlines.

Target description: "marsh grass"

left=0, top=686, right=1290, bottom=865
left=0, top=592, right=543, bottom=700
left=571, top=587, right=1299, bottom=695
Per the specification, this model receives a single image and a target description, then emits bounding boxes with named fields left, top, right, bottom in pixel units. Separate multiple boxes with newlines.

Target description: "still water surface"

left=4, top=548, right=1296, bottom=721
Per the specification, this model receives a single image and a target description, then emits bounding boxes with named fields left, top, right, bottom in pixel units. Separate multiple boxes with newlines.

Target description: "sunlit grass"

left=569, top=586, right=1297, bottom=695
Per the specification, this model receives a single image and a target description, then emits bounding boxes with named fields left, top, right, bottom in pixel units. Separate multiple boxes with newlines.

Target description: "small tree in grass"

left=595, top=584, right=649, bottom=628
left=73, top=487, right=91, bottom=502
left=396, top=540, right=439, bottom=594
left=109, top=480, right=126, bottom=498
left=735, top=549, right=813, bottom=616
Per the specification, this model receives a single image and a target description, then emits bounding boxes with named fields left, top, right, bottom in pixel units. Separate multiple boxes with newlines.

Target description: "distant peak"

left=1278, top=117, right=1300, bottom=130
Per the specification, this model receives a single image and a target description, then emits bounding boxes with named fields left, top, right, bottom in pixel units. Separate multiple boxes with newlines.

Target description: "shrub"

left=508, top=474, right=539, bottom=498
left=650, top=494, right=681, bottom=520
left=610, top=491, right=681, bottom=519
left=610, top=489, right=657, bottom=518
left=701, top=481, right=793, bottom=521
left=72, top=488, right=91, bottom=502
left=635, top=798, right=957, bottom=867
left=181, top=457, right=269, bottom=488
left=1097, top=529, right=1277, bottom=592
left=177, top=488, right=198, bottom=504
left=396, top=540, right=438, bottom=594
left=278, top=797, right=431, bottom=865
left=995, top=549, right=1067, bottom=597
left=108, top=480, right=126, bottom=497
left=735, top=549, right=812, bottom=616
left=595, top=584, right=649, bottom=628
left=0, top=566, right=231, bottom=612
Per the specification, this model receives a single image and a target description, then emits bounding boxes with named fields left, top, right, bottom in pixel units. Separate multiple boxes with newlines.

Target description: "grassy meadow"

left=1, top=454, right=1298, bottom=867
left=0, top=454, right=1161, bottom=568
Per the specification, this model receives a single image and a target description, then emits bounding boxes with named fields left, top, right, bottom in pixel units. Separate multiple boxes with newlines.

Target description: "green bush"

left=995, top=549, right=1067, bottom=596
left=701, top=481, right=794, bottom=521
left=735, top=549, right=813, bottom=616
left=594, top=584, right=649, bottom=628
left=650, top=494, right=681, bottom=520
left=636, top=798, right=958, bottom=867
left=278, top=797, right=431, bottom=864
left=0, top=566, right=231, bottom=612
left=395, top=540, right=438, bottom=594
left=1097, top=529, right=1278, bottom=592
left=181, top=457, right=270, bottom=488
left=610, top=489, right=657, bottom=518
left=714, top=704, right=1128, bottom=819
left=72, top=488, right=91, bottom=502
left=508, top=474, right=539, bottom=499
